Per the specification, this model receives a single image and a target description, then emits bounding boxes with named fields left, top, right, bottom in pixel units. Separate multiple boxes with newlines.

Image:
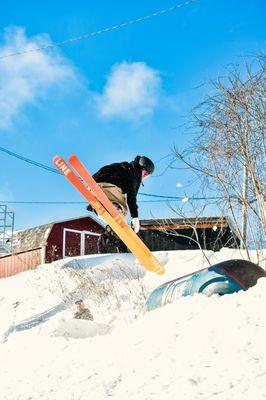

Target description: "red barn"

left=0, top=215, right=105, bottom=278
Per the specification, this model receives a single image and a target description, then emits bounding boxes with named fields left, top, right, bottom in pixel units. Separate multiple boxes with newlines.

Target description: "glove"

left=131, top=217, right=140, bottom=234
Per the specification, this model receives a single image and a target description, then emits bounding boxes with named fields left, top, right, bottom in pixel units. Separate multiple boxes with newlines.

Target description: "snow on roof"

left=12, top=223, right=54, bottom=254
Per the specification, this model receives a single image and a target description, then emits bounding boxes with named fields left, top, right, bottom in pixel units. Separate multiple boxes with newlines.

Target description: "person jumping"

left=87, top=155, right=154, bottom=233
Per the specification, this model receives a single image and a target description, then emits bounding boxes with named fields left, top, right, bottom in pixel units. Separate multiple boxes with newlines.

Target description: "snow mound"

left=51, top=318, right=111, bottom=339
left=0, top=248, right=265, bottom=400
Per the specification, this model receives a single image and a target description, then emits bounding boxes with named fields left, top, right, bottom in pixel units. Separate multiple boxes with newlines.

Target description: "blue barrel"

left=145, top=259, right=265, bottom=312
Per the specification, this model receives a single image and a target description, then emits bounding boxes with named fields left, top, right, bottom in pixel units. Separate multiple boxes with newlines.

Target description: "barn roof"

left=140, top=216, right=237, bottom=232
left=12, top=223, right=53, bottom=254
left=10, top=215, right=105, bottom=255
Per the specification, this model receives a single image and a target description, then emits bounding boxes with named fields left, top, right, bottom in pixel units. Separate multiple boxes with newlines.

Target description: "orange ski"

left=53, top=155, right=165, bottom=275
left=68, top=154, right=155, bottom=258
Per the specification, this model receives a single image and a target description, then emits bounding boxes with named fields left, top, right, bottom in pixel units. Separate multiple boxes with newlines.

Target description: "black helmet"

left=138, top=156, right=155, bottom=174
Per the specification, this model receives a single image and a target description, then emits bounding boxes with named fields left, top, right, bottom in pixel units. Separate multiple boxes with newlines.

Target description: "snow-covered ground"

left=0, top=248, right=265, bottom=400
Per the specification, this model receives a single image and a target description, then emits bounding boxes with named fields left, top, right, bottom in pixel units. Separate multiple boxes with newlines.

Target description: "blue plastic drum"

left=145, top=259, right=265, bottom=312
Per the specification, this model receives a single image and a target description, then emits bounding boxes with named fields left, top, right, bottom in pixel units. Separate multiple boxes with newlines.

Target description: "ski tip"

left=53, top=155, right=61, bottom=162
left=69, top=154, right=77, bottom=162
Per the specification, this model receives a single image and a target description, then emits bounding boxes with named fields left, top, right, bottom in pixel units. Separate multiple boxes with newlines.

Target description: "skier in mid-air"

left=87, top=155, right=155, bottom=234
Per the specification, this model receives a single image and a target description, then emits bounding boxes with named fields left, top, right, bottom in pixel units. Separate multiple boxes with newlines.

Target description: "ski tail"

left=53, top=155, right=165, bottom=275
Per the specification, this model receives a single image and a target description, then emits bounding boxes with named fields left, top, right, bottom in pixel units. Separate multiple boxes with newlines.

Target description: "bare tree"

left=174, top=55, right=266, bottom=256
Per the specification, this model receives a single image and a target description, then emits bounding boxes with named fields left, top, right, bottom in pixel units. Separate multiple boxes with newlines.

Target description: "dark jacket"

left=93, top=157, right=142, bottom=218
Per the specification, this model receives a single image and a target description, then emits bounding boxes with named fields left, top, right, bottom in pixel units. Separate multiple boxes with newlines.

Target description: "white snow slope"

left=0, top=248, right=265, bottom=400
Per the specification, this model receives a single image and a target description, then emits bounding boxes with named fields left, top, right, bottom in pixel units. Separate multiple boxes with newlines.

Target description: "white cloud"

left=97, top=61, right=161, bottom=121
left=0, top=26, right=77, bottom=130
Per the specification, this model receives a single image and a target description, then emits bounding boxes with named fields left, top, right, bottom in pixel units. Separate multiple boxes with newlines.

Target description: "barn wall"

left=46, top=217, right=104, bottom=263
left=0, top=248, right=42, bottom=279
left=139, top=226, right=240, bottom=252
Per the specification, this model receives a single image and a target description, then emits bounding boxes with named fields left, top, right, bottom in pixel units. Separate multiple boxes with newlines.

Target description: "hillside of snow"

left=0, top=248, right=265, bottom=400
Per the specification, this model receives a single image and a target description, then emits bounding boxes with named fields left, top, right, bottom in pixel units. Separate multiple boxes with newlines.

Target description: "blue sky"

left=0, top=0, right=265, bottom=230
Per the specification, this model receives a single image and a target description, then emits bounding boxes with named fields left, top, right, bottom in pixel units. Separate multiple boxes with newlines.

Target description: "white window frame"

left=63, top=228, right=101, bottom=258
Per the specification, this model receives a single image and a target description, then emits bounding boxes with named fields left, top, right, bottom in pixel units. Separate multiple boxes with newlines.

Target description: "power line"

left=0, top=145, right=237, bottom=201
left=0, top=145, right=176, bottom=178
left=0, top=145, right=182, bottom=197
left=0, top=201, right=86, bottom=205
left=0, top=199, right=167, bottom=205
left=0, top=0, right=197, bottom=60
left=0, top=200, right=171, bottom=204
left=138, top=193, right=230, bottom=200
left=2, top=145, right=233, bottom=202
left=0, top=195, right=234, bottom=205
left=0, top=145, right=238, bottom=202
left=0, top=200, right=169, bottom=204
left=0, top=146, right=60, bottom=174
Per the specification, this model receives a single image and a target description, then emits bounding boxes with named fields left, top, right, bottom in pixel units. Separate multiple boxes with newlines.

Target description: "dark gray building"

left=138, top=216, right=240, bottom=252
